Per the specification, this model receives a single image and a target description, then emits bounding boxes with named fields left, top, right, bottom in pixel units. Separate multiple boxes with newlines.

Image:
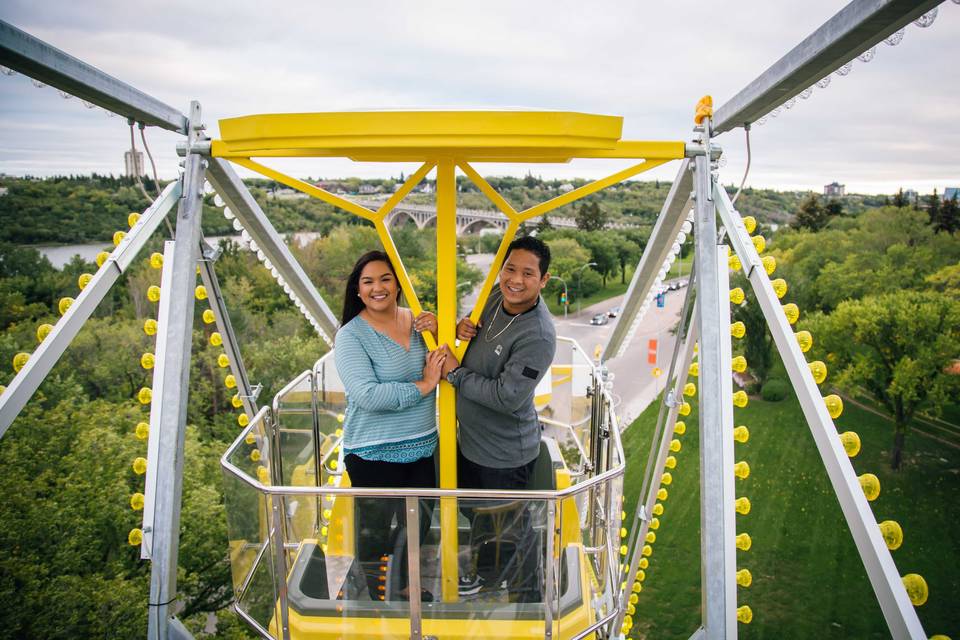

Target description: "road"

left=462, top=253, right=687, bottom=426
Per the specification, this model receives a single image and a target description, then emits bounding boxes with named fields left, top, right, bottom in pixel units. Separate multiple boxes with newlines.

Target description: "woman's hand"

left=415, top=348, right=447, bottom=395
left=413, top=311, right=438, bottom=337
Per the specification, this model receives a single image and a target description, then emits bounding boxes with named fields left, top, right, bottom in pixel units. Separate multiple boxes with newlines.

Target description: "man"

left=440, top=235, right=557, bottom=600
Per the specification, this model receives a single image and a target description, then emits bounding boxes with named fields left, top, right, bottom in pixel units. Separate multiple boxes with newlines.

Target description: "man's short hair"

left=505, top=236, right=551, bottom=277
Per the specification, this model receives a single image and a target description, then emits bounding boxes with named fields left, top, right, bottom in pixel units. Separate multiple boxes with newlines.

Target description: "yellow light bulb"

left=731, top=356, right=748, bottom=373
left=127, top=212, right=141, bottom=227
left=736, top=568, right=752, bottom=587
left=736, top=533, right=752, bottom=551
left=194, top=285, right=208, bottom=300
left=731, top=321, right=746, bottom=339
left=335, top=427, right=344, bottom=437
left=257, top=466, right=270, bottom=484
left=795, top=330, right=813, bottom=353
left=96, top=251, right=110, bottom=268
left=224, top=374, right=237, bottom=389
left=859, top=473, right=881, bottom=501
left=217, top=354, right=230, bottom=368
left=58, top=297, right=74, bottom=315
left=735, top=497, right=751, bottom=515
left=730, top=287, right=745, bottom=305
left=782, top=303, right=800, bottom=325
left=323, top=509, right=333, bottom=520
left=824, top=394, right=843, bottom=419
left=771, top=278, right=788, bottom=299
left=653, top=504, right=664, bottom=517
left=649, top=517, right=660, bottom=530
left=13, top=352, right=30, bottom=373
left=752, top=235, right=766, bottom=254
left=132, top=457, right=147, bottom=475
left=734, top=461, right=751, bottom=479
left=839, top=431, right=860, bottom=457
left=78, top=273, right=93, bottom=290
left=688, top=362, right=699, bottom=377
left=238, top=413, right=249, bottom=427
left=736, top=605, right=753, bottom=624
left=231, top=394, right=243, bottom=409
left=330, top=459, right=338, bottom=470
left=762, top=255, right=776, bottom=275
left=113, top=230, right=126, bottom=247
left=733, top=390, right=749, bottom=408
left=664, top=455, right=677, bottom=469
left=742, top=216, right=757, bottom=234
left=619, top=544, right=628, bottom=556
left=683, top=382, right=696, bottom=397
left=878, top=520, right=903, bottom=551
left=128, top=528, right=144, bottom=546
left=149, top=252, right=163, bottom=269
left=639, top=558, right=649, bottom=569
left=0, top=385, right=6, bottom=395
left=210, top=332, right=223, bottom=347
left=661, top=472, right=673, bottom=486
left=901, top=574, right=928, bottom=607
left=669, top=439, right=682, bottom=453
left=245, top=433, right=256, bottom=446
left=137, top=387, right=152, bottom=405
left=657, top=488, right=668, bottom=501
left=728, top=254, right=742, bottom=272
left=140, top=353, right=155, bottom=370
left=321, top=526, right=329, bottom=537
left=651, top=367, right=663, bottom=378
left=130, top=492, right=145, bottom=511
left=641, top=544, right=653, bottom=557
left=147, top=286, right=161, bottom=303
left=135, top=421, right=149, bottom=440
left=674, top=421, right=686, bottom=435
left=202, top=309, right=215, bottom=324
left=628, top=593, right=639, bottom=605
left=620, top=527, right=627, bottom=538
left=645, top=531, right=656, bottom=544
left=627, top=603, right=636, bottom=615
left=336, top=414, right=345, bottom=424
left=250, top=449, right=261, bottom=462
left=678, top=402, right=691, bottom=416
left=733, top=425, right=750, bottom=443
left=143, top=319, right=158, bottom=336
left=36, top=323, right=53, bottom=343
left=805, top=360, right=827, bottom=385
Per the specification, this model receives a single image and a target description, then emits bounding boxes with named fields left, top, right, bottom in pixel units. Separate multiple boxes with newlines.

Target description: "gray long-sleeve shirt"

left=449, top=293, right=557, bottom=469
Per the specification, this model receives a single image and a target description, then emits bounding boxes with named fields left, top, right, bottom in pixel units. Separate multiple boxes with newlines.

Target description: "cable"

left=139, top=124, right=162, bottom=198
left=731, top=123, right=751, bottom=205
left=130, top=121, right=175, bottom=239
left=128, top=122, right=154, bottom=203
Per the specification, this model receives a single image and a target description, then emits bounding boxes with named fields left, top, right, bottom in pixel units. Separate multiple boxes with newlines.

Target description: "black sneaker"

left=458, top=574, right=484, bottom=596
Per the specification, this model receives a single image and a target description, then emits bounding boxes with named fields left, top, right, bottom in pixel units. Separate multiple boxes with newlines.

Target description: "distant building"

left=823, top=181, right=845, bottom=197
left=903, top=189, right=918, bottom=204
left=944, top=187, right=960, bottom=202
left=358, top=184, right=382, bottom=195
left=0, top=187, right=7, bottom=197
left=124, top=150, right=144, bottom=177
left=558, top=183, right=574, bottom=194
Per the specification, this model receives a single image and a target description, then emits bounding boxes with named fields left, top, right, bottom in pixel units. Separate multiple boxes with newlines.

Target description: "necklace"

left=483, top=296, right=521, bottom=343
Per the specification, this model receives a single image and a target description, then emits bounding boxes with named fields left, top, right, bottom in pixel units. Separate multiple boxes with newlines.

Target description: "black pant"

left=345, top=453, right=436, bottom=600
left=458, top=449, right=542, bottom=602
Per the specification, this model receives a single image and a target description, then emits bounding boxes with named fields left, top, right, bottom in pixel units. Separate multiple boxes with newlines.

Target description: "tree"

left=732, top=279, right=775, bottom=386
left=792, top=194, right=831, bottom=231
left=926, top=189, right=941, bottom=229
left=613, top=235, right=642, bottom=284
left=823, top=198, right=843, bottom=217
left=579, top=231, right=618, bottom=288
left=575, top=202, right=607, bottom=232
left=935, top=192, right=958, bottom=234
left=893, top=188, right=907, bottom=208
left=806, top=291, right=960, bottom=469
left=534, top=214, right=553, bottom=234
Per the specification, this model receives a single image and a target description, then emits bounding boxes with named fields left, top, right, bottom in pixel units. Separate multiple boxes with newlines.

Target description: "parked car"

left=607, top=306, right=622, bottom=318
left=590, top=313, right=609, bottom=326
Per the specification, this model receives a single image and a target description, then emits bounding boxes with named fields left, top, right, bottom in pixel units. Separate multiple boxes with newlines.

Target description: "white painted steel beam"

left=713, top=181, right=926, bottom=639
left=0, top=181, right=181, bottom=438
left=0, top=20, right=188, bottom=133
left=205, top=158, right=338, bottom=343
left=713, top=0, right=942, bottom=133
left=604, top=159, right=692, bottom=360
left=146, top=102, right=205, bottom=640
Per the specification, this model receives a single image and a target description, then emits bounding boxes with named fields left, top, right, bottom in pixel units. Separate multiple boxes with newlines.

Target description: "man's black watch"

left=445, top=367, right=460, bottom=385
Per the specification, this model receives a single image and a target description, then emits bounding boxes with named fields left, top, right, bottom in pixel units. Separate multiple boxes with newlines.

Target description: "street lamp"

left=576, top=262, right=597, bottom=317
left=552, top=275, right=569, bottom=319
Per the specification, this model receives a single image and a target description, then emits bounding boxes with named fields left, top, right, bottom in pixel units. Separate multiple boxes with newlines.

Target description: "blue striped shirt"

left=334, top=314, right=437, bottom=463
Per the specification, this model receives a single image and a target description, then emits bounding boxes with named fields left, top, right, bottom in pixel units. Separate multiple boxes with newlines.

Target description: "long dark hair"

left=340, top=250, right=402, bottom=326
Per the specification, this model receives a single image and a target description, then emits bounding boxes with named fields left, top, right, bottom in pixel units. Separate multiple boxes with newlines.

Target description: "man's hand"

left=439, top=344, right=460, bottom=377
left=456, top=317, right=480, bottom=341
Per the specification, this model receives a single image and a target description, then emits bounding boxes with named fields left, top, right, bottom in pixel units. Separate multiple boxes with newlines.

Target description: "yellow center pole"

left=435, top=158, right=460, bottom=601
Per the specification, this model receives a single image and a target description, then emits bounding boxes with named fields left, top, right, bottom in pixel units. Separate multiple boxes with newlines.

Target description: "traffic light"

left=560, top=292, right=567, bottom=305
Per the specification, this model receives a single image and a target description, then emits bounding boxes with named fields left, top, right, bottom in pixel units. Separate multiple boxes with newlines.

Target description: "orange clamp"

left=694, top=95, right=714, bottom=125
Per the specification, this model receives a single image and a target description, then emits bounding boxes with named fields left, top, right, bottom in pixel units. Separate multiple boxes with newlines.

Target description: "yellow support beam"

left=436, top=159, right=460, bottom=602
left=374, top=161, right=436, bottom=221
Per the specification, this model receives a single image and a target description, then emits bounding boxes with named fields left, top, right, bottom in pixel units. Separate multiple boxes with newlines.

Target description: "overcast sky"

left=0, top=1, right=957, bottom=195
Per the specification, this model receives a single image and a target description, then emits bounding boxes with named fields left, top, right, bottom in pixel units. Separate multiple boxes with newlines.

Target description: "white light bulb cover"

left=232, top=218, right=243, bottom=231
left=214, top=195, right=225, bottom=208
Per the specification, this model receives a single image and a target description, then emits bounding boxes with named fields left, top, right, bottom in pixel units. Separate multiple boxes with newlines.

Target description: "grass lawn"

left=620, top=385, right=960, bottom=639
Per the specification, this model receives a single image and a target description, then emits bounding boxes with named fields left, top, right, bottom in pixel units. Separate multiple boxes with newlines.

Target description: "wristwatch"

left=445, top=367, right=460, bottom=385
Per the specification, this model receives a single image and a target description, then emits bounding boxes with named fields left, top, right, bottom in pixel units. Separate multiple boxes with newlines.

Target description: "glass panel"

left=538, top=339, right=594, bottom=476
left=235, top=489, right=279, bottom=636
left=274, top=372, right=316, bottom=487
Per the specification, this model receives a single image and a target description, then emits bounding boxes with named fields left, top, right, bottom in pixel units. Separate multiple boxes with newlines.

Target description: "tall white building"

left=124, top=150, right=144, bottom=177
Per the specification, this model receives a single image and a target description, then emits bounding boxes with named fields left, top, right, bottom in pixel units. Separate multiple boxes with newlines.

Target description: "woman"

left=334, top=250, right=444, bottom=602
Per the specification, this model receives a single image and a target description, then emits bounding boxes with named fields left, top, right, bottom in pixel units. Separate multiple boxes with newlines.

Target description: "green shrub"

left=761, top=378, right=789, bottom=401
